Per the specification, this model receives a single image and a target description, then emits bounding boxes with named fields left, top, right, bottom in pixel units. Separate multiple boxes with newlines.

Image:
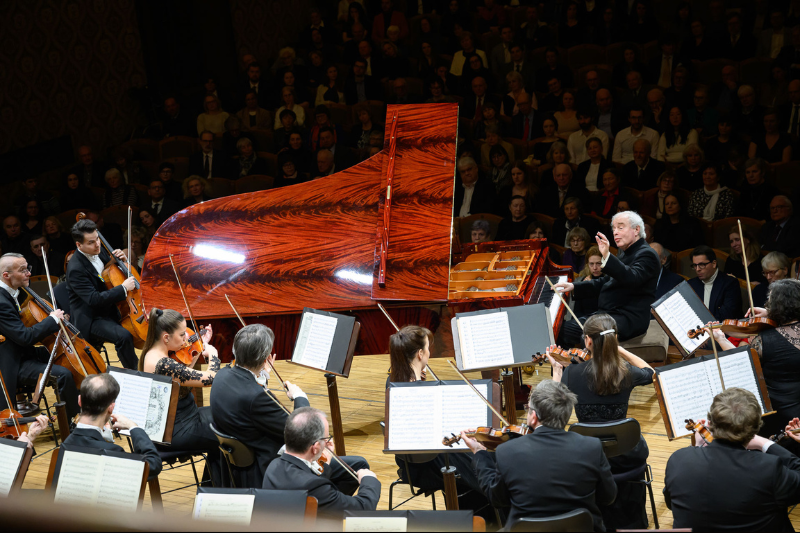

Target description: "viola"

left=169, top=327, right=207, bottom=366
left=0, top=409, right=55, bottom=440
left=76, top=212, right=149, bottom=349
left=443, top=425, right=529, bottom=450
left=20, top=287, right=106, bottom=387
left=685, top=419, right=714, bottom=444
left=531, top=346, right=591, bottom=367
left=687, top=318, right=777, bottom=339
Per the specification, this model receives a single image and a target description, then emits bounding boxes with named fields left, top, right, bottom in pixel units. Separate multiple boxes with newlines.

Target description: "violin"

left=76, top=212, right=149, bottom=349
left=687, top=318, right=777, bottom=339
left=169, top=327, right=208, bottom=366
left=769, top=427, right=800, bottom=443
left=443, top=425, right=529, bottom=450
left=20, top=287, right=106, bottom=387
left=531, top=346, right=591, bottom=367
left=0, top=410, right=55, bottom=440
left=685, top=419, right=714, bottom=444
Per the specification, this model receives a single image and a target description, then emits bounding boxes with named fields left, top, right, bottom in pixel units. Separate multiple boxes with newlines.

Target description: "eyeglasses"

left=318, top=435, right=334, bottom=443
left=691, top=261, right=712, bottom=269
left=763, top=269, right=786, bottom=277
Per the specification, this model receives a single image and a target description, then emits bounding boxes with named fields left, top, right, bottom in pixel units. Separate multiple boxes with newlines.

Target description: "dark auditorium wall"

left=0, top=0, right=147, bottom=155
left=229, top=0, right=314, bottom=66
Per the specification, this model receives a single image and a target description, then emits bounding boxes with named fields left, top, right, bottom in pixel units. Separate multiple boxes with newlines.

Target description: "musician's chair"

left=509, top=508, right=593, bottom=532
left=568, top=418, right=659, bottom=529
left=210, top=422, right=254, bottom=488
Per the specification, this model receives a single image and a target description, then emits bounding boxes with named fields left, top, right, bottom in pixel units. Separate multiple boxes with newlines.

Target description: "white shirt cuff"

left=761, top=440, right=775, bottom=453
left=601, top=253, right=610, bottom=267
left=292, top=392, right=308, bottom=400
left=51, top=315, right=60, bottom=325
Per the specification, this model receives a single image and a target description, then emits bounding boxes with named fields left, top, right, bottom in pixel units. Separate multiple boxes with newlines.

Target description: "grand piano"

left=140, top=103, right=570, bottom=361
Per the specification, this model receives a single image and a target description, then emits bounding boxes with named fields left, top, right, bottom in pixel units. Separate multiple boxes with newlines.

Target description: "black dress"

left=723, top=256, right=767, bottom=285
left=562, top=360, right=655, bottom=530
left=752, top=325, right=800, bottom=445
left=752, top=133, right=792, bottom=164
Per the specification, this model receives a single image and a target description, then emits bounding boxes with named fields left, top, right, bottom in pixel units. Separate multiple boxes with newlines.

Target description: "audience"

left=687, top=163, right=736, bottom=222
left=759, top=195, right=800, bottom=257
left=687, top=245, right=742, bottom=321
left=653, top=194, right=705, bottom=252
left=622, top=139, right=665, bottom=191
left=753, top=251, right=790, bottom=307
left=496, top=195, right=533, bottom=242
left=726, top=226, right=767, bottom=285
left=651, top=242, right=683, bottom=300
left=612, top=107, right=660, bottom=165
left=575, top=137, right=611, bottom=192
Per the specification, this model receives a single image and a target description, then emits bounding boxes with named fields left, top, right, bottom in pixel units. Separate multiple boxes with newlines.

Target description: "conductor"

left=554, top=210, right=660, bottom=346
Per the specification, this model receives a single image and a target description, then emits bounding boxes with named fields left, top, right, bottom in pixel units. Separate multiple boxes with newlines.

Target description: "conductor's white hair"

left=612, top=211, right=646, bottom=240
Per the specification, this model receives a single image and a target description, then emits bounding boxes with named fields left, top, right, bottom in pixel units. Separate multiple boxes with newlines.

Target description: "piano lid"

left=139, top=103, right=458, bottom=319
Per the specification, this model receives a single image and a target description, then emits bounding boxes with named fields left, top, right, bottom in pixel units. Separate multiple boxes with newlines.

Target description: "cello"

left=75, top=211, right=148, bottom=348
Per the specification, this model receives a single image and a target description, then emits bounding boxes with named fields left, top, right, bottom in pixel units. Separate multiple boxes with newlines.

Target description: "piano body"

left=139, top=103, right=571, bottom=361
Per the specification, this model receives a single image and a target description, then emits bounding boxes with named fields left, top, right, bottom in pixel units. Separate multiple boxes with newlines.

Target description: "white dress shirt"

left=702, top=269, right=719, bottom=308
left=459, top=184, right=475, bottom=217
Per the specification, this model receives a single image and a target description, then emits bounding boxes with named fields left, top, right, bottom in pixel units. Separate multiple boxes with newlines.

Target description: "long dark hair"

left=664, top=107, right=691, bottom=148
left=388, top=325, right=433, bottom=382
left=139, top=308, right=184, bottom=370
left=584, top=314, right=630, bottom=395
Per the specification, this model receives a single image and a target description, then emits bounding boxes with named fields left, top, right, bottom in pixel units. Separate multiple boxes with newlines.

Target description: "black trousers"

left=89, top=317, right=138, bottom=369
left=15, top=347, right=80, bottom=418
left=558, top=316, right=588, bottom=348
left=157, top=404, right=222, bottom=487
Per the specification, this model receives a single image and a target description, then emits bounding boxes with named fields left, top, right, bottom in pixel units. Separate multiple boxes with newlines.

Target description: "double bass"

left=76, top=212, right=148, bottom=348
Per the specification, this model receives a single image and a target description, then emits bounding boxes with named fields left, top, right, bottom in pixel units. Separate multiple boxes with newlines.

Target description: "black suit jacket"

left=140, top=198, right=183, bottom=226
left=665, top=439, right=800, bottom=532
left=453, top=175, right=496, bottom=217
left=71, top=163, right=107, bottom=188
left=343, top=76, right=381, bottom=105
left=534, top=182, right=591, bottom=219
left=622, top=159, right=665, bottom=191
left=262, top=454, right=380, bottom=518
left=654, top=266, right=682, bottom=301
left=188, top=150, right=231, bottom=180
left=162, top=112, right=196, bottom=138
left=0, top=289, right=59, bottom=410
left=62, top=427, right=162, bottom=480
left=66, top=249, right=126, bottom=335
left=759, top=216, right=800, bottom=258
left=723, top=32, right=758, bottom=62
left=575, top=159, right=611, bottom=191
left=459, top=94, right=501, bottom=119
left=210, top=365, right=310, bottom=488
left=687, top=271, right=743, bottom=321
left=510, top=111, right=545, bottom=141
left=572, top=237, right=660, bottom=340
left=472, top=426, right=616, bottom=530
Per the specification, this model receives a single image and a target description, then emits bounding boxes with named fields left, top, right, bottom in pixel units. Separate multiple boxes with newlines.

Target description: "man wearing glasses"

left=759, top=195, right=800, bottom=258
left=0, top=253, right=79, bottom=419
left=687, top=245, right=742, bottom=322
left=262, top=406, right=378, bottom=520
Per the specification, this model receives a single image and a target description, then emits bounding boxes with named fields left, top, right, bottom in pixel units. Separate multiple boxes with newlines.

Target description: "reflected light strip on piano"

left=192, top=244, right=246, bottom=264
left=334, top=269, right=373, bottom=285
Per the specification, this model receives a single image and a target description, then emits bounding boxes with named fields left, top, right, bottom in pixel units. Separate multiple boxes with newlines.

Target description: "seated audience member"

left=237, top=90, right=272, bottom=131
left=686, top=87, right=720, bottom=137
left=388, top=78, right=422, bottom=105
left=449, top=31, right=486, bottom=77
left=530, top=116, right=560, bottom=166
left=562, top=227, right=590, bottom=274
left=675, top=143, right=705, bottom=192
left=382, top=39, right=411, bottom=80
left=416, top=39, right=441, bottom=80
left=721, top=12, right=756, bottom=62
left=495, top=161, right=534, bottom=216
left=703, top=115, right=744, bottom=171
left=753, top=252, right=790, bottom=308
left=619, top=71, right=647, bottom=111
left=307, top=106, right=344, bottom=153
left=470, top=219, right=491, bottom=243
left=645, top=88, right=668, bottom=135
left=459, top=53, right=493, bottom=96
left=653, top=194, right=705, bottom=253
left=538, top=141, right=572, bottom=189
left=593, top=169, right=632, bottom=219
left=312, top=149, right=336, bottom=179
left=553, top=91, right=579, bottom=137
left=102, top=169, right=138, bottom=208
left=196, top=95, right=229, bottom=136
left=640, top=172, right=676, bottom=220
left=535, top=47, right=573, bottom=93
left=500, top=43, right=535, bottom=93
left=622, top=139, right=665, bottom=191
left=480, top=125, right=515, bottom=168
left=738, top=158, right=779, bottom=221
left=573, top=246, right=604, bottom=316
left=261, top=407, right=379, bottom=518
left=315, top=65, right=345, bottom=107
left=726, top=226, right=766, bottom=285
left=736, top=85, right=766, bottom=135
left=576, top=69, right=602, bottom=114
left=568, top=110, right=609, bottom=165
left=274, top=110, right=304, bottom=149
left=425, top=78, right=455, bottom=104
left=664, top=387, right=800, bottom=531
left=748, top=108, right=792, bottom=165
left=44, top=217, right=75, bottom=254
left=349, top=105, right=382, bottom=152
left=527, top=220, right=562, bottom=262
left=552, top=197, right=600, bottom=248
left=188, top=130, right=229, bottom=180
left=182, top=176, right=213, bottom=207
left=658, top=107, right=699, bottom=164
left=612, top=107, right=660, bottom=166
left=161, top=96, right=195, bottom=138
left=72, top=144, right=107, bottom=188
left=487, top=145, right=511, bottom=191
left=222, top=115, right=255, bottom=157
left=155, top=162, right=183, bottom=203
left=759, top=195, right=800, bottom=258
left=317, top=126, right=354, bottom=171
left=472, top=102, right=505, bottom=140
left=496, top=196, right=533, bottom=242
left=595, top=88, right=627, bottom=139
left=28, top=234, right=65, bottom=277
left=274, top=87, right=306, bottom=130
left=2, top=216, right=29, bottom=255
left=279, top=132, right=311, bottom=173
left=138, top=207, right=158, bottom=243
left=539, top=77, right=564, bottom=114
left=460, top=76, right=499, bottom=119
left=21, top=199, right=43, bottom=237
left=687, top=164, right=735, bottom=222
left=462, top=379, right=616, bottom=531
left=210, top=324, right=310, bottom=488
left=612, top=45, right=647, bottom=89
left=549, top=313, right=654, bottom=530
left=63, top=373, right=161, bottom=480
left=125, top=227, right=147, bottom=269
left=510, top=93, right=543, bottom=141
left=60, top=172, right=100, bottom=212
left=344, top=58, right=380, bottom=105
left=235, top=138, right=269, bottom=178
left=763, top=59, right=789, bottom=108
left=536, top=164, right=589, bottom=219
left=780, top=79, right=800, bottom=134
left=14, top=176, right=59, bottom=217
left=651, top=242, right=682, bottom=300
left=274, top=153, right=309, bottom=189
left=112, top=146, right=150, bottom=186
left=500, top=70, right=535, bottom=117
left=687, top=245, right=742, bottom=321
left=140, top=179, right=182, bottom=226
left=454, top=157, right=495, bottom=217
left=558, top=1, right=586, bottom=48
left=575, top=137, right=610, bottom=193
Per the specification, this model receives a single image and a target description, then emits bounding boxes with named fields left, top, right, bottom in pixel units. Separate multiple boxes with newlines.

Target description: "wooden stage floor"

left=22, top=348, right=800, bottom=530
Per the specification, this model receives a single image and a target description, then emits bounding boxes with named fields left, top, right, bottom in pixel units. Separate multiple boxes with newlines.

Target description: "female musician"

left=546, top=313, right=654, bottom=530
left=386, top=325, right=492, bottom=517
left=139, top=308, right=221, bottom=484
left=708, top=279, right=800, bottom=444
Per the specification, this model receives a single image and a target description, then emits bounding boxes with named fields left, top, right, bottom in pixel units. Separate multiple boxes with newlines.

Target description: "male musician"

left=0, top=253, right=79, bottom=418
left=555, top=211, right=660, bottom=346
left=210, top=323, right=310, bottom=488
left=63, top=373, right=161, bottom=479
left=262, top=407, right=380, bottom=518
left=462, top=380, right=616, bottom=530
left=66, top=218, right=138, bottom=369
left=664, top=388, right=800, bottom=531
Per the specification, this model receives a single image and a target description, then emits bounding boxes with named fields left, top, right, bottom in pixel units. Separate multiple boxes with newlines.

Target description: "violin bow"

left=225, top=294, right=288, bottom=390
left=377, top=302, right=440, bottom=382
left=41, top=248, right=86, bottom=376
left=737, top=220, right=756, bottom=318
left=705, top=322, right=726, bottom=392
left=446, top=359, right=510, bottom=426
left=545, top=276, right=583, bottom=330
left=168, top=254, right=204, bottom=353
left=127, top=206, right=133, bottom=276
left=0, top=370, right=20, bottom=434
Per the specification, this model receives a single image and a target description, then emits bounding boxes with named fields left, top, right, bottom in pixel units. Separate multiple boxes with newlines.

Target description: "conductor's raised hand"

left=595, top=232, right=611, bottom=258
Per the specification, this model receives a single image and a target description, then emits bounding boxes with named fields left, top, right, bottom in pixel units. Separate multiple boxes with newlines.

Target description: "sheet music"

left=54, top=450, right=103, bottom=506
left=293, top=312, right=337, bottom=370
left=142, top=381, right=171, bottom=442
left=0, top=442, right=25, bottom=497
left=55, top=451, right=145, bottom=511
left=657, top=364, right=716, bottom=438
left=457, top=312, right=514, bottom=370
left=112, top=372, right=153, bottom=430
left=193, top=493, right=255, bottom=525
left=656, top=291, right=709, bottom=353
left=344, top=517, right=408, bottom=532
left=388, top=384, right=490, bottom=451
left=96, top=456, right=146, bottom=512
left=705, top=352, right=766, bottom=412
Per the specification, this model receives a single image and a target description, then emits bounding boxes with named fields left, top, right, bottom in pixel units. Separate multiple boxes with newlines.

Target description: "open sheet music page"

left=656, top=291, right=708, bottom=353
left=457, top=312, right=514, bottom=370
left=344, top=516, right=408, bottom=532
left=112, top=372, right=153, bottom=433
left=0, top=442, right=25, bottom=497
left=704, top=352, right=766, bottom=412
left=193, top=493, right=255, bottom=525
left=96, top=455, right=146, bottom=512
left=388, top=383, right=489, bottom=451
left=656, top=364, right=716, bottom=438
left=55, top=451, right=145, bottom=512
left=142, top=381, right=171, bottom=443
left=293, top=312, right=337, bottom=370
